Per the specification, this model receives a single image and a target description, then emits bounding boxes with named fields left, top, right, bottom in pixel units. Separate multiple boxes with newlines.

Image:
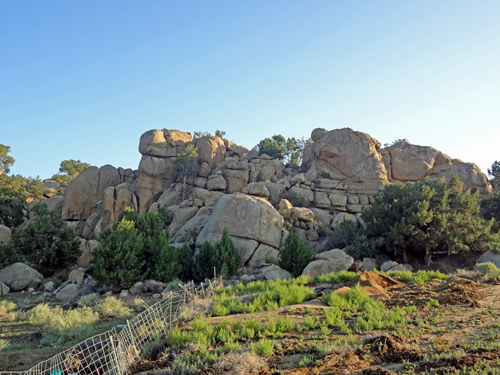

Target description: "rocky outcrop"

left=196, top=194, right=283, bottom=265
left=385, top=142, right=491, bottom=195
left=0, top=263, right=43, bottom=291
left=303, top=128, right=388, bottom=184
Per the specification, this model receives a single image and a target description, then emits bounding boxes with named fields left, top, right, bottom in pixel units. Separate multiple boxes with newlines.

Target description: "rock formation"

left=35, top=126, right=491, bottom=273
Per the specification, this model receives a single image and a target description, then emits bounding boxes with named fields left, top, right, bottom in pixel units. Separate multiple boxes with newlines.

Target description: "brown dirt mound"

left=346, top=272, right=405, bottom=295
left=378, top=277, right=487, bottom=308
left=364, top=335, right=423, bottom=362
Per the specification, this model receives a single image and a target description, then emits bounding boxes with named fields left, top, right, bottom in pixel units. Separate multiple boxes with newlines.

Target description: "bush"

left=96, top=296, right=132, bottom=317
left=362, top=177, right=500, bottom=264
left=92, top=209, right=181, bottom=289
left=178, top=242, right=194, bottom=280
left=194, top=229, right=241, bottom=281
left=278, top=230, right=313, bottom=278
left=329, top=217, right=371, bottom=258
left=474, top=262, right=500, bottom=279
left=13, top=203, right=81, bottom=271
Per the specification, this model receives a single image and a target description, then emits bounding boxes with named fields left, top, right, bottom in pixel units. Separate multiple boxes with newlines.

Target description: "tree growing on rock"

left=256, top=135, right=311, bottom=168
left=52, top=159, right=91, bottom=190
left=214, top=130, right=226, bottom=139
left=0, top=144, right=15, bottom=174
left=174, top=145, right=198, bottom=200
left=279, top=230, right=313, bottom=278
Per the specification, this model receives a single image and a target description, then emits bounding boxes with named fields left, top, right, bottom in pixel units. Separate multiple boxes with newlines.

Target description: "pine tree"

left=92, top=219, right=145, bottom=289
left=178, top=241, right=194, bottom=280
left=193, top=241, right=215, bottom=281
left=279, top=230, right=313, bottom=278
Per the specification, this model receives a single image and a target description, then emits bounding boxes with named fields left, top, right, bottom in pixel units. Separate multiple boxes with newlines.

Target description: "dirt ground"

left=3, top=272, right=500, bottom=374
left=128, top=272, right=500, bottom=375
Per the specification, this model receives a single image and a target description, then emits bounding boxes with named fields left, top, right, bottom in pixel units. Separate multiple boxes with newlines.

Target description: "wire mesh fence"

left=0, top=277, right=222, bottom=375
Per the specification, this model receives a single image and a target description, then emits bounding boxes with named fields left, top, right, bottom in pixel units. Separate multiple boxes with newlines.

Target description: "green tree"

left=193, top=229, right=241, bottom=281
left=481, top=161, right=500, bottom=229
left=363, top=177, right=500, bottom=264
left=135, top=212, right=180, bottom=281
left=174, top=145, right=198, bottom=200
left=52, top=159, right=91, bottom=188
left=92, top=218, right=145, bottom=289
left=92, top=208, right=181, bottom=288
left=178, top=241, right=194, bottom=280
left=256, top=135, right=311, bottom=168
left=278, top=230, right=313, bottom=278
left=15, top=203, right=82, bottom=271
left=329, top=216, right=371, bottom=258
left=488, top=161, right=500, bottom=189
left=0, top=144, right=15, bottom=174
left=214, top=130, right=226, bottom=139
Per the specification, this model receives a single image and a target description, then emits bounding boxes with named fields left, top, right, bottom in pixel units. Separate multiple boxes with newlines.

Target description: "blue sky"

left=1, top=1, right=499, bottom=179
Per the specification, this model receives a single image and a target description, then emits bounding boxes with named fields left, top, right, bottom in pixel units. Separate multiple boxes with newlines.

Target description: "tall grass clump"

left=96, top=296, right=132, bottom=317
left=211, top=278, right=315, bottom=316
left=314, top=270, right=361, bottom=284
left=0, top=301, right=17, bottom=319
left=474, top=262, right=500, bottom=279
left=414, top=270, right=447, bottom=284
left=322, top=283, right=371, bottom=312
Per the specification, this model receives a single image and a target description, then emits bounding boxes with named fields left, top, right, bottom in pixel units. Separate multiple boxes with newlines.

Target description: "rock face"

left=385, top=142, right=491, bottom=195
left=0, top=282, right=9, bottom=296
left=476, top=251, right=500, bottom=268
left=303, top=128, right=388, bottom=183
left=48, top=126, right=490, bottom=273
left=56, top=284, right=80, bottom=302
left=0, top=224, right=11, bottom=243
left=0, top=263, right=43, bottom=291
left=196, top=194, right=283, bottom=264
left=262, top=265, right=292, bottom=281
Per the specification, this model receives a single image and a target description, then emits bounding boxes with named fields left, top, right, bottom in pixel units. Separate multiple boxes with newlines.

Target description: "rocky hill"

left=17, top=127, right=492, bottom=274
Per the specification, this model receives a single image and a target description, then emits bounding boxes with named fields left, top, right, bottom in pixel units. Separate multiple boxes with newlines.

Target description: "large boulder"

left=0, top=263, right=43, bottom=291
left=262, top=265, right=292, bottom=281
left=194, top=136, right=226, bottom=169
left=0, top=282, right=10, bottom=296
left=167, top=207, right=200, bottom=238
left=387, top=142, right=491, bottom=195
left=476, top=251, right=500, bottom=268
left=196, top=194, right=284, bottom=255
left=136, top=156, right=176, bottom=215
left=302, top=128, right=388, bottom=183
left=62, top=165, right=121, bottom=221
left=139, top=129, right=192, bottom=157
left=0, top=224, right=11, bottom=243
left=313, top=249, right=354, bottom=272
left=247, top=244, right=280, bottom=269
left=56, top=284, right=80, bottom=302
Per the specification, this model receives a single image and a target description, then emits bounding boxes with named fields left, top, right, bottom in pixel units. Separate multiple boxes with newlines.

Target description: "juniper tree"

left=279, top=230, right=313, bottom=278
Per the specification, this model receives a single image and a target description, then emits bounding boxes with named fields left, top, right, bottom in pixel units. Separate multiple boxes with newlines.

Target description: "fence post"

left=109, top=335, right=121, bottom=375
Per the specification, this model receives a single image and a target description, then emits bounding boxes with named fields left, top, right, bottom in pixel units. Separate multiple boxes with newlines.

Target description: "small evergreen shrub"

left=329, top=217, right=371, bottom=258
left=278, top=230, right=313, bottom=278
left=178, top=242, right=194, bottom=280
left=194, top=229, right=241, bottom=281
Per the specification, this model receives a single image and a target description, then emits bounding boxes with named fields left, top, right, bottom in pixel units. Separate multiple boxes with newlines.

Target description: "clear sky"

left=1, top=1, right=499, bottom=180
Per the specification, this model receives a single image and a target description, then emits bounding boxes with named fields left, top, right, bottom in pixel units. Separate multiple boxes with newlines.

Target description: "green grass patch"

left=314, top=270, right=361, bottom=284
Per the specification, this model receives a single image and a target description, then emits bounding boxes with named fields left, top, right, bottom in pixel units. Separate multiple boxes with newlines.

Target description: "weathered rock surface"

left=0, top=224, right=11, bottom=243
left=62, top=165, right=121, bottom=221
left=247, top=244, right=279, bottom=269
left=303, top=128, right=388, bottom=183
left=56, top=284, right=80, bottom=302
left=314, top=249, right=354, bottom=272
left=0, top=263, right=43, bottom=291
left=476, top=251, right=500, bottom=268
left=262, top=265, right=292, bottom=281
left=196, top=194, right=283, bottom=250
left=0, top=282, right=9, bottom=296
